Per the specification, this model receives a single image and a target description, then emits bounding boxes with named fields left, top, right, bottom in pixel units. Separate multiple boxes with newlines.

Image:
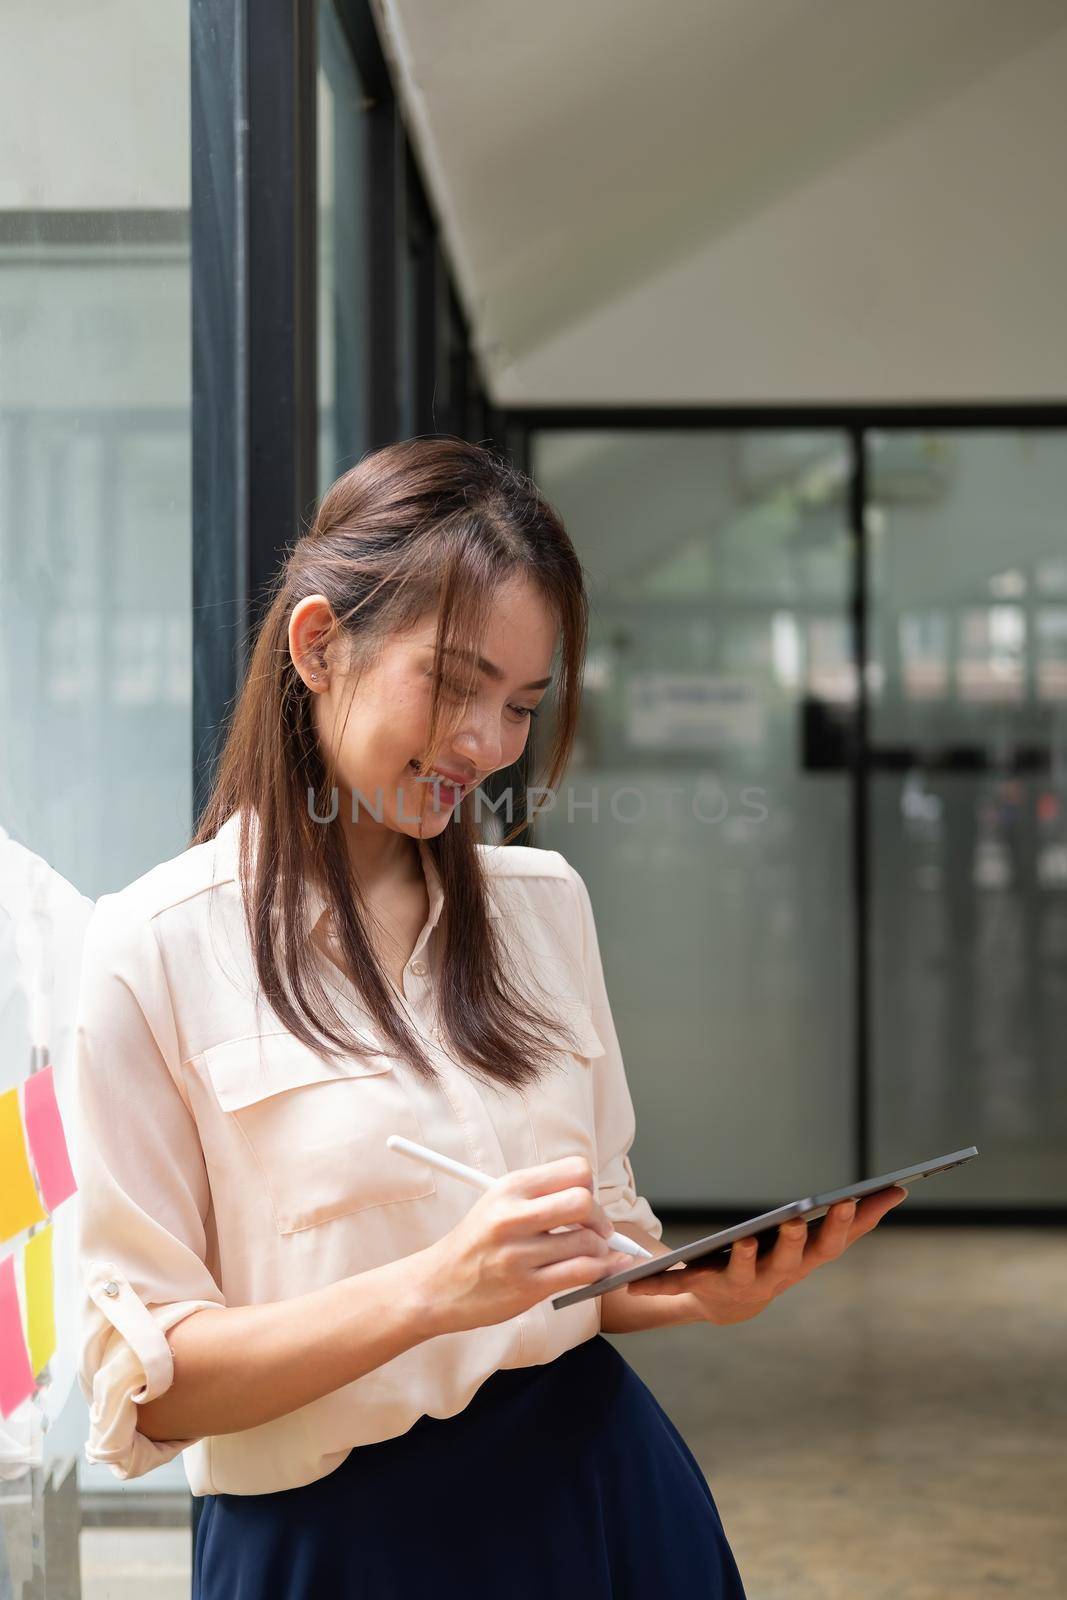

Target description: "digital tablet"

left=550, top=1146, right=979, bottom=1310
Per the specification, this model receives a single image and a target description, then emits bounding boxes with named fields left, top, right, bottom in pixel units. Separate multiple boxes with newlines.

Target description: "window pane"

left=531, top=429, right=855, bottom=1206
left=0, top=0, right=194, bottom=1585
left=868, top=430, right=1067, bottom=1202
left=318, top=0, right=368, bottom=489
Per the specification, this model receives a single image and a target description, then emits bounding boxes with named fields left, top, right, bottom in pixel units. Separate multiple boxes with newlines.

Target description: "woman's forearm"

left=141, top=1221, right=700, bottom=1445
left=138, top=1248, right=441, bottom=1443
left=598, top=1222, right=707, bottom=1334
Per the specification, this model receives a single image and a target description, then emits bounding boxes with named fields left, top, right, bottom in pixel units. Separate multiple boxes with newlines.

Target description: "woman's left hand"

left=623, top=1185, right=908, bottom=1326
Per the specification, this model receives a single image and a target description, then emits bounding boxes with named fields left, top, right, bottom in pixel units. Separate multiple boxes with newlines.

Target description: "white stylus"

left=386, top=1134, right=654, bottom=1260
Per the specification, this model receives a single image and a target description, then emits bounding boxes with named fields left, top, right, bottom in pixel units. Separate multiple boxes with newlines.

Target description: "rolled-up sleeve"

left=566, top=864, right=664, bottom=1242
left=72, top=894, right=226, bottom=1481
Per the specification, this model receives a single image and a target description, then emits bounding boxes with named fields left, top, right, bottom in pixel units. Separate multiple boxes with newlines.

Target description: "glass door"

left=531, top=429, right=856, bottom=1206
left=867, top=429, right=1067, bottom=1203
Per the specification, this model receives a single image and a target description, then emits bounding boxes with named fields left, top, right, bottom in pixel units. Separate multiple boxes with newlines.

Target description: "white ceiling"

left=376, top=0, right=1067, bottom=405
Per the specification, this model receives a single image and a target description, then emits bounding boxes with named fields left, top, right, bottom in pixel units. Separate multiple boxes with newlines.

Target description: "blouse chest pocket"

left=518, top=1005, right=605, bottom=1171
left=202, top=1031, right=437, bottom=1235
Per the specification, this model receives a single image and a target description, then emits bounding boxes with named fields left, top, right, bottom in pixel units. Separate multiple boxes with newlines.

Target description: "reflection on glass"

left=0, top=185, right=192, bottom=884
left=317, top=0, right=367, bottom=491
left=899, top=613, right=949, bottom=701
left=957, top=606, right=1025, bottom=704
left=531, top=430, right=855, bottom=1207
left=1036, top=608, right=1067, bottom=701
left=869, top=431, right=1067, bottom=1202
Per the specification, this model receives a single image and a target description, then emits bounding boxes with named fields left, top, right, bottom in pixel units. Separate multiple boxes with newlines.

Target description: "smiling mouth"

left=408, top=759, right=474, bottom=798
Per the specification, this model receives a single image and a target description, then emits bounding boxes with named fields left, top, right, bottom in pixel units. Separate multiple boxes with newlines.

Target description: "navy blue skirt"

left=193, top=1333, right=747, bottom=1598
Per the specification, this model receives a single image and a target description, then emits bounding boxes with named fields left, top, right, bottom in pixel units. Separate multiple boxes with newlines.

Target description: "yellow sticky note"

left=0, top=1087, right=47, bottom=1243
left=23, top=1224, right=56, bottom=1378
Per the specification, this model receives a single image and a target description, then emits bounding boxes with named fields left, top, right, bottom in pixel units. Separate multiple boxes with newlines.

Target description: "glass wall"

left=1, top=2, right=194, bottom=1592
left=868, top=430, right=1067, bottom=1203
left=531, top=430, right=857, bottom=1206
left=531, top=422, right=1067, bottom=1212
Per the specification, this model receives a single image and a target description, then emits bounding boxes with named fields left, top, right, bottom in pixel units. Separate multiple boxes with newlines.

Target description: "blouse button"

left=410, top=960, right=427, bottom=977
left=103, top=1280, right=120, bottom=1298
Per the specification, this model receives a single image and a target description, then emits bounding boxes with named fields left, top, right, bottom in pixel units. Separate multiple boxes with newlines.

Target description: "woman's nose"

left=452, top=709, right=504, bottom=772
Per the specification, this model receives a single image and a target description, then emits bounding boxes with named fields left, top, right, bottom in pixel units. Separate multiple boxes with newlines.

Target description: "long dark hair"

left=191, top=437, right=589, bottom=1091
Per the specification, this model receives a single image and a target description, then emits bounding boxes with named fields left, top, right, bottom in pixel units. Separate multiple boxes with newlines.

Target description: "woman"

left=74, top=437, right=903, bottom=1597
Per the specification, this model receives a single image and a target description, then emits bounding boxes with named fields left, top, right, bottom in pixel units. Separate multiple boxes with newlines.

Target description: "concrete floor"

left=80, top=1529, right=190, bottom=1600
left=612, top=1222, right=1067, bottom=1599
left=79, top=1224, right=1066, bottom=1598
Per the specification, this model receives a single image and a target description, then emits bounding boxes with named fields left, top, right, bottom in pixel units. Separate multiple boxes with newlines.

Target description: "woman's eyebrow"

left=434, top=645, right=552, bottom=692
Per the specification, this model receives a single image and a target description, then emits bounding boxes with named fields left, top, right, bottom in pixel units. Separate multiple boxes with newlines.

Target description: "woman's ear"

left=289, top=595, right=337, bottom=688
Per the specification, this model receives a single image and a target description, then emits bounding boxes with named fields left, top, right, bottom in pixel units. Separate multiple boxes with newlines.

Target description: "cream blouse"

left=73, top=808, right=663, bottom=1496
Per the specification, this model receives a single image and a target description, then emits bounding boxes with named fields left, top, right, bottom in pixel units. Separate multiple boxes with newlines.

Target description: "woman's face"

left=290, top=574, right=558, bottom=839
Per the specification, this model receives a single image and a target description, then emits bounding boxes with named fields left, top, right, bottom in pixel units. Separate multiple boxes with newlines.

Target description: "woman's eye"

left=429, top=671, right=538, bottom=721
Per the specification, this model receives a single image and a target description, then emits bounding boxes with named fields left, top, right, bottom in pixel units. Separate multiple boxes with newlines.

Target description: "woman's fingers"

left=847, top=1185, right=908, bottom=1240
left=627, top=1186, right=908, bottom=1306
left=763, top=1217, right=811, bottom=1289
left=726, top=1237, right=758, bottom=1284
left=806, top=1200, right=857, bottom=1263
left=776, top=1188, right=905, bottom=1270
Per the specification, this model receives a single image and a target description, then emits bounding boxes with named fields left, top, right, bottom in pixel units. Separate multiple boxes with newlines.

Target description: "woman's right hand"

left=413, top=1154, right=634, bottom=1335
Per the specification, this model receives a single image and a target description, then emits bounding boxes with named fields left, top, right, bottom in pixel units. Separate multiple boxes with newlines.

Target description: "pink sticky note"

left=0, top=1253, right=36, bottom=1419
left=22, top=1065, right=77, bottom=1213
